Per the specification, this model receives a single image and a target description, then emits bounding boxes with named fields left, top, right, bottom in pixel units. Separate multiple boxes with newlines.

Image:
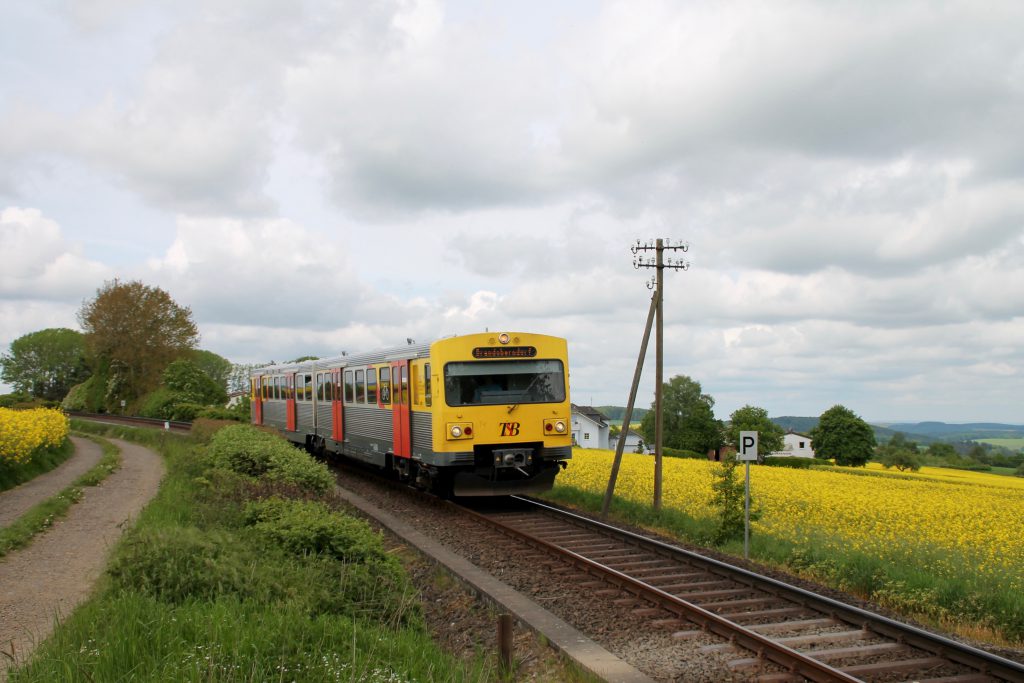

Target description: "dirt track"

left=0, top=437, right=164, bottom=681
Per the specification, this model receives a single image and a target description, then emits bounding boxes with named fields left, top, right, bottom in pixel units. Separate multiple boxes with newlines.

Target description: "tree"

left=78, top=280, right=199, bottom=405
left=0, top=328, right=89, bottom=401
left=888, top=432, right=919, bottom=453
left=640, top=375, right=723, bottom=454
left=163, top=360, right=228, bottom=405
left=726, top=405, right=785, bottom=462
left=809, top=405, right=876, bottom=467
left=190, top=349, right=232, bottom=390
left=877, top=444, right=922, bottom=472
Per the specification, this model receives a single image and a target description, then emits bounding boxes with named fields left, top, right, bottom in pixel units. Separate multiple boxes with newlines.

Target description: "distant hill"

left=595, top=406, right=649, bottom=423
left=771, top=416, right=929, bottom=443
left=770, top=417, right=1024, bottom=444
left=880, top=422, right=1024, bottom=441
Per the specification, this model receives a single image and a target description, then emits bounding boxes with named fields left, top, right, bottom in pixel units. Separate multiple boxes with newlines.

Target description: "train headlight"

left=544, top=418, right=569, bottom=436
left=498, top=333, right=510, bottom=344
left=447, top=423, right=473, bottom=440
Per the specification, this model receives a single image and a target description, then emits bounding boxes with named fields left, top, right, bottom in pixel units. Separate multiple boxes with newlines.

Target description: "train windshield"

left=444, top=360, right=565, bottom=407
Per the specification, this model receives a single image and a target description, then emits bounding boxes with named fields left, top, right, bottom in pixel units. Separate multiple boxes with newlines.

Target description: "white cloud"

left=2, top=1, right=1023, bottom=422
left=0, top=207, right=111, bottom=300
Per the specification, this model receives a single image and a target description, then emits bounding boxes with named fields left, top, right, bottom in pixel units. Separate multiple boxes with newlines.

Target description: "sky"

left=1, top=0, right=1022, bottom=424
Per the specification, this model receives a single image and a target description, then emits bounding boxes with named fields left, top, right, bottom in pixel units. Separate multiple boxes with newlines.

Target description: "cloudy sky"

left=2, top=0, right=1022, bottom=423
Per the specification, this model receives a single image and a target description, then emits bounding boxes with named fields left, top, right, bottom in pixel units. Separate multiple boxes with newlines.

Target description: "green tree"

left=0, top=328, right=89, bottom=401
left=809, top=405, right=876, bottom=467
left=926, top=442, right=958, bottom=460
left=888, top=432, right=919, bottom=453
left=190, top=350, right=232, bottom=391
left=640, top=375, right=723, bottom=454
left=163, top=359, right=228, bottom=405
left=726, top=405, right=785, bottom=462
left=967, top=443, right=990, bottom=464
left=78, top=280, right=199, bottom=406
left=877, top=444, right=922, bottom=472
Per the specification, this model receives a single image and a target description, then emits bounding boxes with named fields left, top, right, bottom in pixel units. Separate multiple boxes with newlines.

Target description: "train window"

left=344, top=370, right=354, bottom=403
left=316, top=373, right=324, bottom=401
left=303, top=374, right=313, bottom=401
left=355, top=369, right=365, bottom=403
left=443, top=359, right=565, bottom=407
left=366, top=368, right=378, bottom=404
left=271, top=377, right=278, bottom=401
left=325, top=373, right=334, bottom=402
left=424, top=363, right=432, bottom=407
left=283, top=376, right=292, bottom=401
left=379, top=367, right=391, bottom=405
left=400, top=365, right=409, bottom=405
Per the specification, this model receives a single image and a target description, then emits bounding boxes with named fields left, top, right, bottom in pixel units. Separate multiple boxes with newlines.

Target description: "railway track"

left=460, top=496, right=1024, bottom=683
left=68, top=412, right=192, bottom=433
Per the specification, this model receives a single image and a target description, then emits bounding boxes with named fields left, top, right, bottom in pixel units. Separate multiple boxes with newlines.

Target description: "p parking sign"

left=738, top=431, right=758, bottom=461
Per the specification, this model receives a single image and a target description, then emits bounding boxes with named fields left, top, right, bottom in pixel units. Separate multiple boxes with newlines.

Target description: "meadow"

left=544, top=449, right=1024, bottom=643
left=979, top=438, right=1024, bottom=452
left=11, top=421, right=504, bottom=682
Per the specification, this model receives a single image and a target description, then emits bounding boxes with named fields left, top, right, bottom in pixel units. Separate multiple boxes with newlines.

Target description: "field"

left=546, top=449, right=1024, bottom=643
left=978, top=438, right=1024, bottom=451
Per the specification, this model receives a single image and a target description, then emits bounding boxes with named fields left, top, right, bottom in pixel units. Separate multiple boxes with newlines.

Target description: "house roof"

left=571, top=404, right=609, bottom=428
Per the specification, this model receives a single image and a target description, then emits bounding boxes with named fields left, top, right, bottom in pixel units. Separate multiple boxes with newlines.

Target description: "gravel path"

left=0, top=438, right=165, bottom=681
left=0, top=437, right=102, bottom=528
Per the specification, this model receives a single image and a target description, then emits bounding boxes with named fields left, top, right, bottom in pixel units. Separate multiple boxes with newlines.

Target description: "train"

left=250, top=331, right=572, bottom=495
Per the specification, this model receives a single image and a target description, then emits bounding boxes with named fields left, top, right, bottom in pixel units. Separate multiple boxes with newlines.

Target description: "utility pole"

left=632, top=238, right=689, bottom=511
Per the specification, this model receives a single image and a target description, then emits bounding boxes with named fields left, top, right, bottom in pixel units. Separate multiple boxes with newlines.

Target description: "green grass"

left=0, top=436, right=120, bottom=558
left=0, top=439, right=75, bottom=492
left=11, top=422, right=499, bottom=682
left=541, top=483, right=1024, bottom=645
left=978, top=438, right=1024, bottom=451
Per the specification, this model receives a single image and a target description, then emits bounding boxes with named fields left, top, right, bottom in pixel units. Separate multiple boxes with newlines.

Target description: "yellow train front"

left=250, top=331, right=572, bottom=496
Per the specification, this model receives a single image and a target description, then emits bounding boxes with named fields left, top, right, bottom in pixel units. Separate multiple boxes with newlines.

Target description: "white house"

left=610, top=428, right=650, bottom=454
left=571, top=404, right=610, bottom=450
left=770, top=431, right=815, bottom=458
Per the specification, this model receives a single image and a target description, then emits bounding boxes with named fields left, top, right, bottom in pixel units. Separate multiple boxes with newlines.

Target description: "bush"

left=137, top=387, right=184, bottom=419
left=207, top=424, right=333, bottom=494
left=61, top=382, right=90, bottom=411
left=761, top=456, right=814, bottom=469
left=197, top=406, right=244, bottom=422
left=244, top=497, right=390, bottom=564
left=190, top=418, right=237, bottom=444
left=663, top=447, right=707, bottom=460
left=163, top=359, right=228, bottom=406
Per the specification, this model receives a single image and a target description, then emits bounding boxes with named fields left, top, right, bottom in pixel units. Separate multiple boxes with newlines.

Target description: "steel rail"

left=455, top=500, right=862, bottom=682
left=510, top=496, right=1024, bottom=683
left=68, top=412, right=193, bottom=432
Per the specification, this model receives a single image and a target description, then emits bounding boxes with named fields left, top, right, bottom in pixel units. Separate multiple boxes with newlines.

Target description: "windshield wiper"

left=507, top=374, right=544, bottom=414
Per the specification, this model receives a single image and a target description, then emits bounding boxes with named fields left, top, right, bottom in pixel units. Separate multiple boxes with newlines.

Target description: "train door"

left=332, top=369, right=343, bottom=442
left=286, top=373, right=296, bottom=432
left=391, top=360, right=411, bottom=458
left=253, top=376, right=263, bottom=425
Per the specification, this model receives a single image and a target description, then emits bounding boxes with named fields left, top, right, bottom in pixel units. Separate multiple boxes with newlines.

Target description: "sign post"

left=738, top=431, right=758, bottom=560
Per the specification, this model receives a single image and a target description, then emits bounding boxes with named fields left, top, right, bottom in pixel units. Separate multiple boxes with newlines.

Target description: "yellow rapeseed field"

left=0, top=407, right=70, bottom=465
left=561, top=450, right=1024, bottom=591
